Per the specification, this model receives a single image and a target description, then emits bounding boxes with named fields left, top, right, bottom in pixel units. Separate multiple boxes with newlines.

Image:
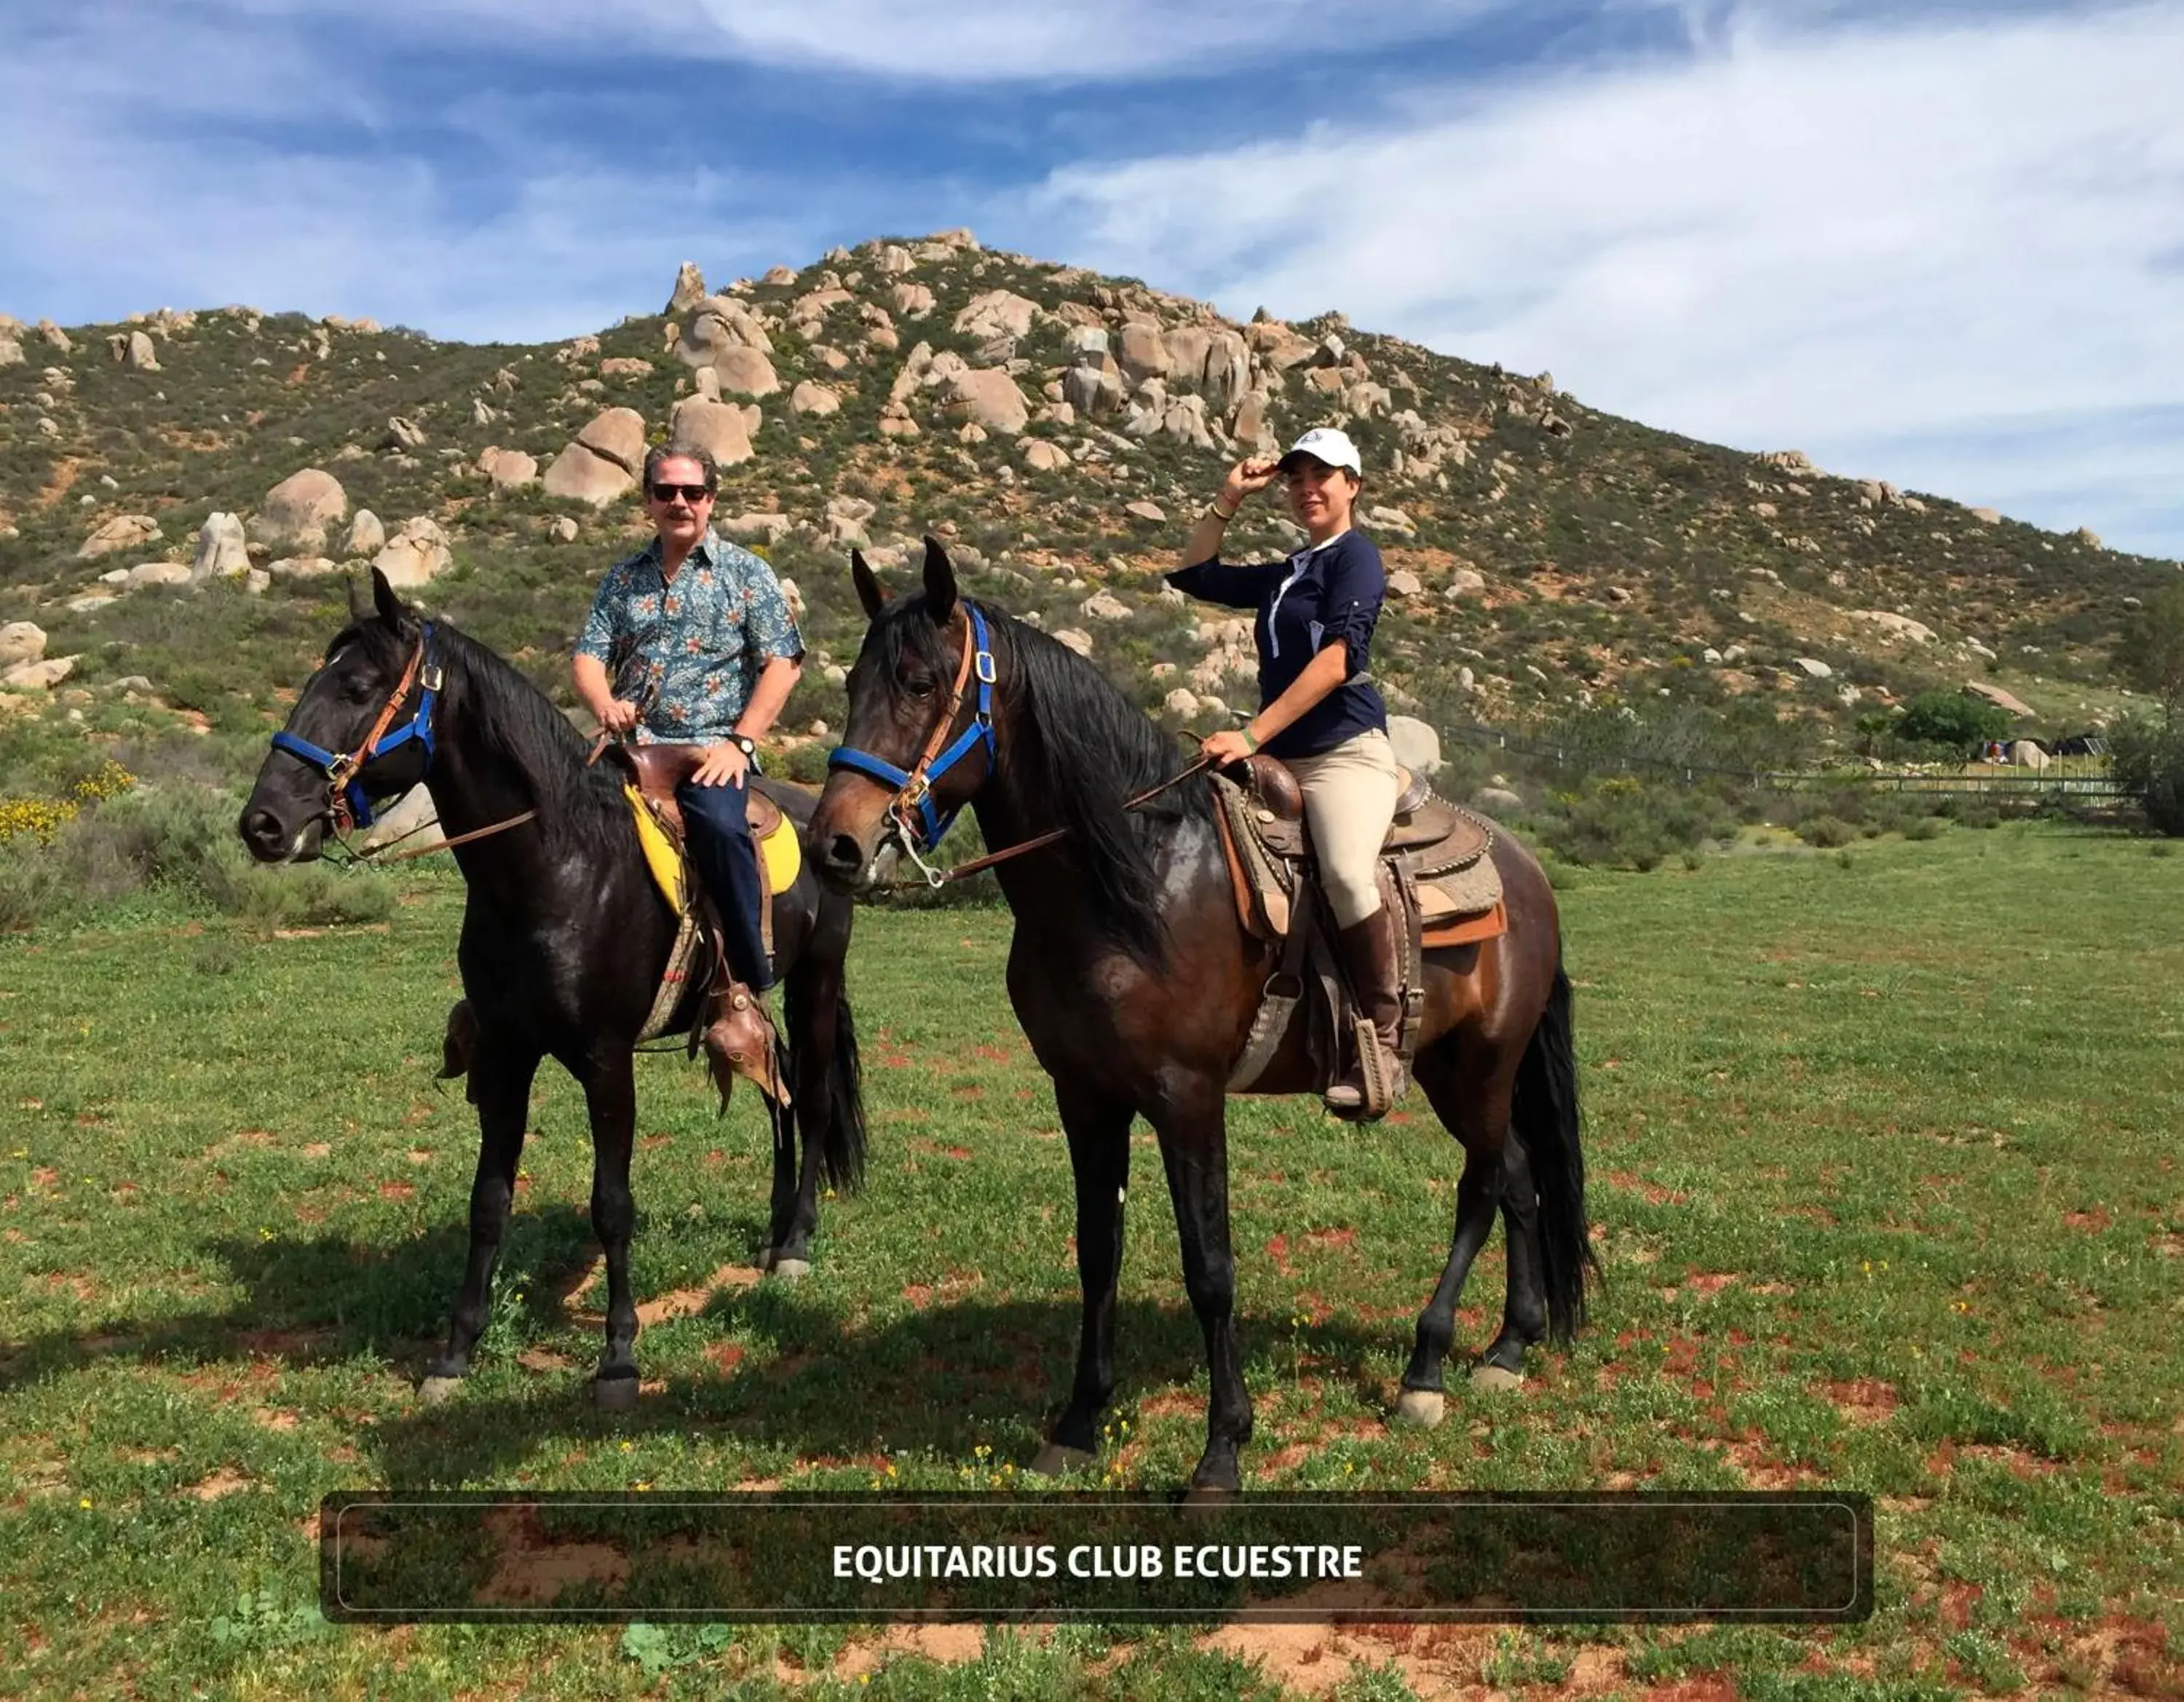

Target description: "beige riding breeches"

left=1283, top=728, right=1401, bottom=928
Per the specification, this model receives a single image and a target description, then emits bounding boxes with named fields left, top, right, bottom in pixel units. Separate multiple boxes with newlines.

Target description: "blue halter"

left=268, top=624, right=441, bottom=831
left=827, top=604, right=997, bottom=851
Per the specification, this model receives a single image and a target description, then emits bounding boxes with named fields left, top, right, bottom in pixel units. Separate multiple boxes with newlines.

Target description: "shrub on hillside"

left=2109, top=710, right=2184, bottom=836
left=1896, top=690, right=2011, bottom=753
left=1538, top=775, right=1738, bottom=871
left=0, top=778, right=394, bottom=930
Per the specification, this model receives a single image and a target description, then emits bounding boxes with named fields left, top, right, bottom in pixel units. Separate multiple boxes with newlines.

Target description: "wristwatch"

left=728, top=733, right=758, bottom=760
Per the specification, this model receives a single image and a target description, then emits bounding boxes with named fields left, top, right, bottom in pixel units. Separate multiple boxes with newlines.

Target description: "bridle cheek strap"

left=825, top=605, right=996, bottom=851
left=268, top=628, right=441, bottom=831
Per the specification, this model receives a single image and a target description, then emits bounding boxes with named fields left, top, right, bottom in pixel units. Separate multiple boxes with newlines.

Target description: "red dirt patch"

left=189, top=1467, right=251, bottom=1501
left=832, top=1623, right=988, bottom=1679
left=2063, top=1208, right=2113, bottom=1232
left=634, top=1263, right=761, bottom=1327
left=377, top=1180, right=416, bottom=1200
left=1605, top=1168, right=1687, bottom=1206
left=474, top=1504, right=630, bottom=1608
left=1823, top=1378, right=1899, bottom=1425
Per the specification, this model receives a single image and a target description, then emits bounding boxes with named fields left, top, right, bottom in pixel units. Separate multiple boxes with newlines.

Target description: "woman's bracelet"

left=1241, top=726, right=1260, bottom=753
left=1208, top=499, right=1238, bottom=523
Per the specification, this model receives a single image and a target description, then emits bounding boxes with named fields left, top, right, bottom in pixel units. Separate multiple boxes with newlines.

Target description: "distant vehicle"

left=2049, top=732, right=2110, bottom=757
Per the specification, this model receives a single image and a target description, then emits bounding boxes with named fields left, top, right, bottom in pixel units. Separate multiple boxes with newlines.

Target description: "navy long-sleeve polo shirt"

left=1167, top=529, right=1390, bottom=759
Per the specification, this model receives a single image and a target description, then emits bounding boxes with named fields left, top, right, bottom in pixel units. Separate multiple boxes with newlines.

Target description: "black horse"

left=811, top=542, right=1592, bottom=1493
left=240, top=569, right=866, bottom=1407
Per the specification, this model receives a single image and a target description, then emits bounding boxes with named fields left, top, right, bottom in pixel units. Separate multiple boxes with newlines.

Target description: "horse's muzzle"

left=238, top=803, right=324, bottom=864
left=817, top=828, right=874, bottom=892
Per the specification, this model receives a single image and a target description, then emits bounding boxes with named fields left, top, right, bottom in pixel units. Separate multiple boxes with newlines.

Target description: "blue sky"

left=4, top=0, right=2180, bottom=558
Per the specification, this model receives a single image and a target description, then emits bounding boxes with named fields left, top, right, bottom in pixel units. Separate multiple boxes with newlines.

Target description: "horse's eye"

left=901, top=671, right=936, bottom=700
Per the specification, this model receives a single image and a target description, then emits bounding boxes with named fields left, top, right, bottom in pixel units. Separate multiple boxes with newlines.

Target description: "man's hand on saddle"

left=598, top=697, right=642, bottom=735
left=690, top=740, right=749, bottom=788
left=1200, top=729, right=1257, bottom=767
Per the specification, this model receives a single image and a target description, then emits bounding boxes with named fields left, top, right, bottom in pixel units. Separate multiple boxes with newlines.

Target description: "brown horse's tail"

left=1511, top=964, right=1596, bottom=1342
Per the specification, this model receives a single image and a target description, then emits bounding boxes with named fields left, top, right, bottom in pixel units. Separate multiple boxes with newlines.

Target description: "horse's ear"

left=371, top=566, right=413, bottom=632
left=348, top=573, right=370, bottom=624
left=922, top=535, right=957, bottom=622
left=850, top=548, right=890, bottom=621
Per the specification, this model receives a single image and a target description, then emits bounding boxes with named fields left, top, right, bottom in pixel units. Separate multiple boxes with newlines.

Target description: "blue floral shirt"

left=576, top=531, right=804, bottom=745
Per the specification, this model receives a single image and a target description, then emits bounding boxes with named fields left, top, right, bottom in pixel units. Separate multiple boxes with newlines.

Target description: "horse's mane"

left=440, top=624, right=628, bottom=856
left=874, top=595, right=1209, bottom=962
left=339, top=614, right=627, bottom=858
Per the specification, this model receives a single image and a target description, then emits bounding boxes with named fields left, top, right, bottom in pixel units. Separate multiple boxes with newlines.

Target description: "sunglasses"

left=648, top=483, right=713, bottom=504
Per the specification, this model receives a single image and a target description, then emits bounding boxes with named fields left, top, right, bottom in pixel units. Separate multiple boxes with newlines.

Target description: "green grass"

left=1, top=824, right=2180, bottom=1697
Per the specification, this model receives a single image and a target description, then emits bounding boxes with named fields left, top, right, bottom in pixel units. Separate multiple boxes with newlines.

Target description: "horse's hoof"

left=1470, top=1363, right=1525, bottom=1393
left=594, top=1375, right=641, bottom=1412
left=757, top=1246, right=777, bottom=1272
left=1393, top=1388, right=1446, bottom=1430
left=767, top=1256, right=810, bottom=1283
left=1027, top=1443, right=1096, bottom=1478
left=418, top=1375, right=463, bottom=1406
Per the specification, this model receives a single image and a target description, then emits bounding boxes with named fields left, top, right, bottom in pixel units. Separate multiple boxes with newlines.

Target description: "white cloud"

left=1026, top=4, right=2184, bottom=554
left=684, top=0, right=1509, bottom=82
left=197, top=0, right=1530, bottom=82
left=0, top=7, right=842, bottom=339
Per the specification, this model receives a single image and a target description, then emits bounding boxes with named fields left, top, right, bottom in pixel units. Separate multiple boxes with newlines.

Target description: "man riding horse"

left=571, top=444, right=804, bottom=1042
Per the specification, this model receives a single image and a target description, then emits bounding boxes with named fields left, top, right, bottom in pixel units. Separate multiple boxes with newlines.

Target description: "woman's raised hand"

left=1220, top=458, right=1281, bottom=508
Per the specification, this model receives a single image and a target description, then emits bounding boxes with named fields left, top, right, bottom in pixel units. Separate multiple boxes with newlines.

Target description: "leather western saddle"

left=604, top=741, right=786, bottom=1107
left=1212, top=753, right=1507, bottom=1109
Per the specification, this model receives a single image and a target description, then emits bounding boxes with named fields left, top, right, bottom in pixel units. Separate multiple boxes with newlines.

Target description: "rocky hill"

left=1, top=229, right=2174, bottom=789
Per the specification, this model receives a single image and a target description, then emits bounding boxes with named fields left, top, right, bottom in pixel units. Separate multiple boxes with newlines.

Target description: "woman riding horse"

left=1170, top=426, right=1404, bottom=1119
left=812, top=541, right=1591, bottom=1494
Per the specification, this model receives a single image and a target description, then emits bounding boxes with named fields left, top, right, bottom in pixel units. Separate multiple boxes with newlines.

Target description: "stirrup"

left=1325, top=1016, right=1404, bottom=1122
left=692, top=981, right=786, bottom=1109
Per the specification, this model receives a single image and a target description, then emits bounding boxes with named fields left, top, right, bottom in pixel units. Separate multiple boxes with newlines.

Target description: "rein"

left=826, top=603, right=1213, bottom=889
left=911, top=756, right=1215, bottom=886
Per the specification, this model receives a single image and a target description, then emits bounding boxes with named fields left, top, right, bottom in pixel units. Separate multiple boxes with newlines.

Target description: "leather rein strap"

left=922, top=756, right=1215, bottom=885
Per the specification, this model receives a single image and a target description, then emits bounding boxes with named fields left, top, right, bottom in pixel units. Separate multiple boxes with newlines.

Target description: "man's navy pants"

left=676, top=775, right=773, bottom=991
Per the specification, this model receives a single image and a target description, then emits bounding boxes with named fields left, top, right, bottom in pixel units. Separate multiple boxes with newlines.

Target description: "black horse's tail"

left=1509, top=964, right=1597, bottom=1342
left=783, top=963, right=867, bottom=1195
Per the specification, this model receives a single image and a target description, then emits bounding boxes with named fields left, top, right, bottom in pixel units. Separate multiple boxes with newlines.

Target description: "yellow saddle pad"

left=625, top=784, right=800, bottom=914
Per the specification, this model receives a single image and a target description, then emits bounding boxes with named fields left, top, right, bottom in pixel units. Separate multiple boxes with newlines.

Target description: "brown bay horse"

left=810, top=541, right=1594, bottom=1494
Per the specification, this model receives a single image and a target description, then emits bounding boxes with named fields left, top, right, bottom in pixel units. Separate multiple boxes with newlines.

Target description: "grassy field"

left=1, top=821, right=2180, bottom=1699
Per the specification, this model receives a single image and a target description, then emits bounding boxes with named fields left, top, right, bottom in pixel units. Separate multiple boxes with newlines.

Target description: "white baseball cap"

left=1278, top=426, right=1362, bottom=476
